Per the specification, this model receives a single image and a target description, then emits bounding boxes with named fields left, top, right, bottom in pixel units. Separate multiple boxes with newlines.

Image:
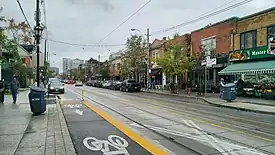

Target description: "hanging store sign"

left=269, top=37, right=275, bottom=55
left=229, top=46, right=275, bottom=61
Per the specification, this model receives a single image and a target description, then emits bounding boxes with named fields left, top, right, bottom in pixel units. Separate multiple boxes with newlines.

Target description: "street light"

left=34, top=25, right=44, bottom=87
left=130, top=28, right=150, bottom=91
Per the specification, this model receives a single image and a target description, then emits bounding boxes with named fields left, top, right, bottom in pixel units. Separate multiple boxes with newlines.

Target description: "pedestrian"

left=186, top=79, right=191, bottom=96
left=0, top=79, right=5, bottom=104
left=10, top=76, right=19, bottom=104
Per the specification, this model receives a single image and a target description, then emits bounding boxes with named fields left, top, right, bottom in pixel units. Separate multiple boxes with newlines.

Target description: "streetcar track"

left=86, top=87, right=275, bottom=136
left=73, top=87, right=275, bottom=155
left=92, top=89, right=275, bottom=139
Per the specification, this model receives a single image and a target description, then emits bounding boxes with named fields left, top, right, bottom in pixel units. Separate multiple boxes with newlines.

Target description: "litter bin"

left=220, top=83, right=236, bottom=102
left=28, top=86, right=46, bottom=114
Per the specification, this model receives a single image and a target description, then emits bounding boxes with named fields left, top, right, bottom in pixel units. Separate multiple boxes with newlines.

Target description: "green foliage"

left=120, top=35, right=146, bottom=78
left=156, top=40, right=195, bottom=77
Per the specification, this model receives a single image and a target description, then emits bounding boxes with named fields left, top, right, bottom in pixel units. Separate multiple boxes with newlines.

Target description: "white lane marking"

left=186, top=120, right=267, bottom=155
left=186, top=120, right=232, bottom=155
left=83, top=135, right=129, bottom=154
left=64, top=104, right=82, bottom=108
left=68, top=87, right=267, bottom=155
left=76, top=109, right=84, bottom=115
left=130, top=123, right=144, bottom=129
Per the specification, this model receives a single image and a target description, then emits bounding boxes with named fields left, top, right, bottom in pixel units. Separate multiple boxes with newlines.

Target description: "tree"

left=156, top=39, right=196, bottom=81
left=120, top=35, right=146, bottom=80
left=7, top=19, right=33, bottom=44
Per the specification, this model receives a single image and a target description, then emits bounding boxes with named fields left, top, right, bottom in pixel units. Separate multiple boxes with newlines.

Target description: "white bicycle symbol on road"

left=83, top=135, right=130, bottom=155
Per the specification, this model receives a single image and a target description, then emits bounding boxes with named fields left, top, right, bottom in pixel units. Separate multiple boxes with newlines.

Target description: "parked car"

left=67, top=80, right=75, bottom=84
left=48, top=81, right=64, bottom=94
left=103, top=80, right=113, bottom=89
left=75, top=81, right=83, bottom=87
left=120, top=79, right=141, bottom=92
left=86, top=81, right=92, bottom=86
left=95, top=81, right=103, bottom=88
left=109, top=81, right=122, bottom=90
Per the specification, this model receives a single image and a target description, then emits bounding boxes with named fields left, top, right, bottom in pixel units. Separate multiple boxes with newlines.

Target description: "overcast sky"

left=1, top=0, right=275, bottom=72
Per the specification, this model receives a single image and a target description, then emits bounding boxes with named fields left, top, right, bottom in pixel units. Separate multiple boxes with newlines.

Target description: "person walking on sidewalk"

left=0, top=79, right=5, bottom=104
left=10, top=76, right=19, bottom=104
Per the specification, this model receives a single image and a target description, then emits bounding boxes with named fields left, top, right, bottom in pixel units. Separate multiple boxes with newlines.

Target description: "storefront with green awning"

left=219, top=46, right=275, bottom=77
left=219, top=46, right=275, bottom=98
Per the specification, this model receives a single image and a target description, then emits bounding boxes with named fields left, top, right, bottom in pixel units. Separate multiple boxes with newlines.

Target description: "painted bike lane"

left=59, top=99, right=168, bottom=155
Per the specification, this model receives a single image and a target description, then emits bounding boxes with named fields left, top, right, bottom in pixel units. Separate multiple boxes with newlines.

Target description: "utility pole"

left=98, top=55, right=100, bottom=80
left=44, top=39, right=47, bottom=85
left=146, top=28, right=150, bottom=91
left=35, top=0, right=41, bottom=87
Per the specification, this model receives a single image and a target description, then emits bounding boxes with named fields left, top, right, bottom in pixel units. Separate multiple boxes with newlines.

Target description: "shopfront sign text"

left=229, top=46, right=275, bottom=61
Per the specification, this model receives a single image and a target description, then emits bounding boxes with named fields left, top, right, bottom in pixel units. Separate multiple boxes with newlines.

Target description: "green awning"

left=218, top=60, right=275, bottom=75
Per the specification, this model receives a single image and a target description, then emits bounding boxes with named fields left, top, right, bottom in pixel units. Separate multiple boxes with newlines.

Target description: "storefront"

left=219, top=46, right=275, bottom=99
left=151, top=68, right=162, bottom=86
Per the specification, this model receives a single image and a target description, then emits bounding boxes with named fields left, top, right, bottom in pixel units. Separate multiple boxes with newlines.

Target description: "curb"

left=56, top=97, right=77, bottom=155
left=143, top=90, right=275, bottom=115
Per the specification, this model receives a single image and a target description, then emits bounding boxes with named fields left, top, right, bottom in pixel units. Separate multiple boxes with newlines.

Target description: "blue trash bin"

left=28, top=86, right=46, bottom=114
left=221, top=83, right=236, bottom=102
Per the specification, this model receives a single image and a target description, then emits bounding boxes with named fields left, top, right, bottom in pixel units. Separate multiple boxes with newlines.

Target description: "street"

left=60, top=85, right=275, bottom=155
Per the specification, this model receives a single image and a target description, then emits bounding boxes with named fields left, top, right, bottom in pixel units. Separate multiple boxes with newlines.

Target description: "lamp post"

left=34, top=25, right=43, bottom=87
left=130, top=28, right=150, bottom=91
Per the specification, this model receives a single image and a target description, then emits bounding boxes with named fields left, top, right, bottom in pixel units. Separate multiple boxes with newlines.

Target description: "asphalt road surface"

left=62, top=85, right=275, bottom=155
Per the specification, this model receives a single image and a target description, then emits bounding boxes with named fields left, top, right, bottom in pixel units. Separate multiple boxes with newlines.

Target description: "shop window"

left=240, top=31, right=257, bottom=49
left=201, top=37, right=216, bottom=56
left=267, top=25, right=275, bottom=45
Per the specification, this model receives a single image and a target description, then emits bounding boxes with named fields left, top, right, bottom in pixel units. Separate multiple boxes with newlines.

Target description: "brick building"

left=190, top=17, right=238, bottom=91
left=219, top=7, right=275, bottom=85
left=150, top=34, right=190, bottom=87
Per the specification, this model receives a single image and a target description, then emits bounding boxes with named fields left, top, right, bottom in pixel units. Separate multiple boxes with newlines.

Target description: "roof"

left=192, top=17, right=238, bottom=33
left=238, top=6, right=275, bottom=22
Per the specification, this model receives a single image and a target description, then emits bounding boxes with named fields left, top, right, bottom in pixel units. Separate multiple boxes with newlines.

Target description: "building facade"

left=219, top=7, right=275, bottom=83
left=190, top=17, right=237, bottom=91
left=149, top=34, right=191, bottom=88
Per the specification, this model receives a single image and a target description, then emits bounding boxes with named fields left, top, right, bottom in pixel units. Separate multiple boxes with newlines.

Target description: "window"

left=201, top=37, right=216, bottom=56
left=240, top=31, right=257, bottom=49
left=267, top=25, right=275, bottom=46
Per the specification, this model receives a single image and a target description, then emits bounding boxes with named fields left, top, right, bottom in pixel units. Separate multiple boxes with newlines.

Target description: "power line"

left=16, top=0, right=33, bottom=34
left=151, top=0, right=253, bottom=35
left=44, top=38, right=125, bottom=47
left=97, top=0, right=153, bottom=44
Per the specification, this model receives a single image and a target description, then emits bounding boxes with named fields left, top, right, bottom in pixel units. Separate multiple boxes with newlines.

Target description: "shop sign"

left=229, top=46, right=275, bottom=61
left=269, top=37, right=275, bottom=55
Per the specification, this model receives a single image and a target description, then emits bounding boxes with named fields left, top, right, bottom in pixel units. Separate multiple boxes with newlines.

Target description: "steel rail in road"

left=70, top=86, right=275, bottom=155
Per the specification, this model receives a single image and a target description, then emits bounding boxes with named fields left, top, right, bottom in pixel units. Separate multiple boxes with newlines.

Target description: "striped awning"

left=218, top=60, right=275, bottom=75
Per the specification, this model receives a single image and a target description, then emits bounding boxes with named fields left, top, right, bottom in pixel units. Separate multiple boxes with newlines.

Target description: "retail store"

left=219, top=46, right=275, bottom=99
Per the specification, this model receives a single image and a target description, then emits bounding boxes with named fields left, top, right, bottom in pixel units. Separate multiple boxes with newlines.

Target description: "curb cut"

left=142, top=90, right=275, bottom=115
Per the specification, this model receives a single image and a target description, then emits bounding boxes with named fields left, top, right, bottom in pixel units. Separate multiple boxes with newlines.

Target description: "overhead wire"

left=16, top=0, right=33, bottom=34
left=151, top=0, right=254, bottom=35
left=96, top=0, right=153, bottom=44
left=45, top=38, right=126, bottom=47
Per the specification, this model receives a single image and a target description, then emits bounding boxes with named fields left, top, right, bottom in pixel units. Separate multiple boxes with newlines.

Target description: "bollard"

left=81, top=88, right=84, bottom=101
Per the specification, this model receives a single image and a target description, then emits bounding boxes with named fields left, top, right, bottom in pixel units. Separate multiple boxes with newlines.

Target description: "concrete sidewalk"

left=0, top=91, right=76, bottom=155
left=142, top=89, right=275, bottom=115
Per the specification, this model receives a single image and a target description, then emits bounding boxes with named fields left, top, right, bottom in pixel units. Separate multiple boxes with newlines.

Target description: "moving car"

left=120, top=79, right=141, bottom=92
left=75, top=81, right=83, bottom=87
left=48, top=81, right=64, bottom=94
